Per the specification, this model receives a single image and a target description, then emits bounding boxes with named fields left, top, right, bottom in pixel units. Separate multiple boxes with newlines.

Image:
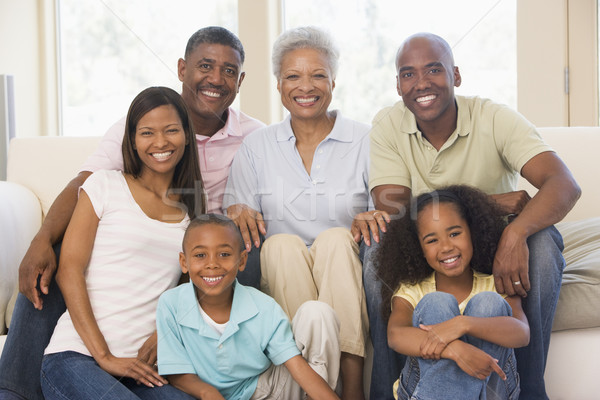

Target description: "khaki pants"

left=260, top=227, right=368, bottom=357
left=250, top=301, right=340, bottom=400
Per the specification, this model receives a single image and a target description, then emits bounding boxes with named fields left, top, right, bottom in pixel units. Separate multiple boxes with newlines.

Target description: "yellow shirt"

left=392, top=271, right=505, bottom=314
left=369, top=95, right=553, bottom=196
left=391, top=270, right=506, bottom=399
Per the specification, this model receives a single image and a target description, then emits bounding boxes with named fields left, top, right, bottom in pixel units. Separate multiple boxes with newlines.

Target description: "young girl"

left=377, top=185, right=529, bottom=400
left=40, top=87, right=204, bottom=400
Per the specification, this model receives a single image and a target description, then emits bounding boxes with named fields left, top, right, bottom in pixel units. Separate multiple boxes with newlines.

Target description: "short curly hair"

left=376, top=185, right=507, bottom=320
left=271, top=26, right=339, bottom=79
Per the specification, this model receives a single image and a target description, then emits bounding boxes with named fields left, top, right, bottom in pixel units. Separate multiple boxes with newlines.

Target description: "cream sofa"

left=1, top=129, right=599, bottom=399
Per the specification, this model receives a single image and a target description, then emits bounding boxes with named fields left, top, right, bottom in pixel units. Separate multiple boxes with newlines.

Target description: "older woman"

left=224, top=27, right=388, bottom=400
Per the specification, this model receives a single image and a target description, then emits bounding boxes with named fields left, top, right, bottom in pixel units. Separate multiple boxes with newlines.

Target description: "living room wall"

left=0, top=1, right=59, bottom=139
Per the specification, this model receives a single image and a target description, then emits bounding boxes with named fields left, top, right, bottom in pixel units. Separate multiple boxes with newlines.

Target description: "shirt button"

left=219, top=344, right=223, bottom=349
left=316, top=165, right=321, bottom=169
left=209, top=157, right=215, bottom=162
left=318, top=150, right=323, bottom=154
left=312, top=180, right=317, bottom=185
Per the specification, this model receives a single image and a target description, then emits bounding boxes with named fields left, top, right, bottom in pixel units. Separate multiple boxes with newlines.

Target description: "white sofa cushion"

left=553, top=218, right=600, bottom=331
left=0, top=182, right=42, bottom=334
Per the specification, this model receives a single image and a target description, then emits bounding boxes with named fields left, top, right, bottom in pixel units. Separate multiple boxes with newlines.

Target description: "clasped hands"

left=418, top=317, right=507, bottom=381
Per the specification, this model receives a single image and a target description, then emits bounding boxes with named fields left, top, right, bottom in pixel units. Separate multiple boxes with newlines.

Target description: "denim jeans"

left=397, top=292, right=520, bottom=400
left=0, top=243, right=65, bottom=400
left=237, top=235, right=263, bottom=289
left=41, top=351, right=195, bottom=400
left=362, top=232, right=405, bottom=400
left=515, top=226, right=564, bottom=400
left=364, top=226, right=564, bottom=400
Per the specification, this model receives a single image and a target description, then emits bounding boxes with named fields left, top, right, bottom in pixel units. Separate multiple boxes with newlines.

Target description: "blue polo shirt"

left=156, top=281, right=300, bottom=399
left=223, top=111, right=372, bottom=246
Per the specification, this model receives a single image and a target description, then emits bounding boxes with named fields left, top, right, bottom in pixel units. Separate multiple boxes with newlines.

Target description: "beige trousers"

left=250, top=301, right=341, bottom=400
left=260, top=227, right=368, bottom=357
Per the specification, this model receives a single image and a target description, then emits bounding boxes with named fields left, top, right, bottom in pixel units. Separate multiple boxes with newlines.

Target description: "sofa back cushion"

left=518, top=127, right=599, bottom=222
left=7, top=136, right=103, bottom=217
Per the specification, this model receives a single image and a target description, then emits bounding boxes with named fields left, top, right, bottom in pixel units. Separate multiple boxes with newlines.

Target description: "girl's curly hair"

left=376, top=185, right=507, bottom=321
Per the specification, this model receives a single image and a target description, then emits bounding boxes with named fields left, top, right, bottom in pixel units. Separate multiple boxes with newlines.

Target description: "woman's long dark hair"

left=122, top=86, right=205, bottom=218
left=376, top=185, right=507, bottom=320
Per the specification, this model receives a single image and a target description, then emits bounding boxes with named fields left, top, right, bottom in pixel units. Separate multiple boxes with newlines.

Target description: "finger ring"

left=514, top=281, right=521, bottom=285
left=373, top=211, right=380, bottom=217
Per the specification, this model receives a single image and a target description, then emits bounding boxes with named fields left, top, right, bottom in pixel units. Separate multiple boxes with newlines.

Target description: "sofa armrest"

left=0, top=181, right=42, bottom=334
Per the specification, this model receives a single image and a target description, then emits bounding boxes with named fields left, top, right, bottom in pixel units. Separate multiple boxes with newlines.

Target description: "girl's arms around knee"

left=284, top=355, right=340, bottom=400
left=389, top=296, right=529, bottom=359
left=388, top=296, right=527, bottom=380
left=419, top=295, right=529, bottom=354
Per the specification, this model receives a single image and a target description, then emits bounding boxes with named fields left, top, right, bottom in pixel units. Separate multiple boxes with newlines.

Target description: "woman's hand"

left=96, top=354, right=168, bottom=388
left=137, top=332, right=158, bottom=366
left=443, top=341, right=506, bottom=381
left=226, top=204, right=266, bottom=251
left=350, top=210, right=390, bottom=245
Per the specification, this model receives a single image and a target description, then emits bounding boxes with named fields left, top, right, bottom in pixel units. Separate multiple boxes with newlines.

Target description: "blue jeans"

left=41, top=351, right=195, bottom=400
left=237, top=235, right=262, bottom=289
left=363, top=226, right=564, bottom=400
left=361, top=234, right=405, bottom=400
left=398, top=292, right=520, bottom=400
left=0, top=243, right=66, bottom=400
left=515, top=226, right=564, bottom=400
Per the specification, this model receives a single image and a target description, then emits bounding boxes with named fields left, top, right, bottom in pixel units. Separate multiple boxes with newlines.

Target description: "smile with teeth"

left=200, top=89, right=223, bottom=98
left=151, top=151, right=173, bottom=161
left=295, top=96, right=319, bottom=104
left=416, top=94, right=436, bottom=104
left=202, top=276, right=224, bottom=284
left=441, top=256, right=459, bottom=264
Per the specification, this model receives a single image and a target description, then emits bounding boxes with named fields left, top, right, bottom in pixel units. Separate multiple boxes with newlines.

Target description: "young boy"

left=156, top=214, right=341, bottom=400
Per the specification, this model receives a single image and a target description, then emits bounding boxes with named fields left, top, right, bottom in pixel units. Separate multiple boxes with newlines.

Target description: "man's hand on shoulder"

left=18, top=234, right=58, bottom=310
left=226, top=204, right=266, bottom=252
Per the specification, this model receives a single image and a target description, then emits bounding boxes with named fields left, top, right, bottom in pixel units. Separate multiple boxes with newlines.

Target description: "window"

left=58, top=0, right=237, bottom=136
left=284, top=0, right=516, bottom=125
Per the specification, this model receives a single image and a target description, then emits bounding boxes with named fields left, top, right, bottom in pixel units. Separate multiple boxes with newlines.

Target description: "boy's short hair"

left=183, top=214, right=245, bottom=252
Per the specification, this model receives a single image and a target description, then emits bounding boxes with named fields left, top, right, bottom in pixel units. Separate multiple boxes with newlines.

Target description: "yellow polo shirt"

left=369, top=95, right=553, bottom=196
left=392, top=271, right=506, bottom=314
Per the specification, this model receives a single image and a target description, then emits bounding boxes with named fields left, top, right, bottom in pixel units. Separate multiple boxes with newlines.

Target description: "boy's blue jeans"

left=363, top=225, right=565, bottom=400
left=397, top=291, right=520, bottom=400
left=41, top=351, right=195, bottom=400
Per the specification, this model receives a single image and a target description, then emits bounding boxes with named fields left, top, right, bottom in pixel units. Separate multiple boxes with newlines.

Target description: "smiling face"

left=135, top=104, right=186, bottom=178
left=396, top=34, right=461, bottom=128
left=416, top=201, right=473, bottom=281
left=277, top=47, right=335, bottom=122
left=180, top=223, right=247, bottom=305
left=178, top=43, right=245, bottom=125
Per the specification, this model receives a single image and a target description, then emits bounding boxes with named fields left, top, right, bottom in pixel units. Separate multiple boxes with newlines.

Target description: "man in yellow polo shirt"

left=364, top=32, right=581, bottom=400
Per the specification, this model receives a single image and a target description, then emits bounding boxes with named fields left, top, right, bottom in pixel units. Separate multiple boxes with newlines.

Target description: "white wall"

left=0, top=0, right=597, bottom=139
left=0, top=1, right=55, bottom=139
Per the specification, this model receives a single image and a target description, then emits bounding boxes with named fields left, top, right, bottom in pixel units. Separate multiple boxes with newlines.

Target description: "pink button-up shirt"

left=80, top=108, right=265, bottom=214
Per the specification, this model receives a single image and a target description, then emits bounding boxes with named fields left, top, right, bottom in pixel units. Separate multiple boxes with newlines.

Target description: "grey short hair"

left=272, top=26, right=339, bottom=79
